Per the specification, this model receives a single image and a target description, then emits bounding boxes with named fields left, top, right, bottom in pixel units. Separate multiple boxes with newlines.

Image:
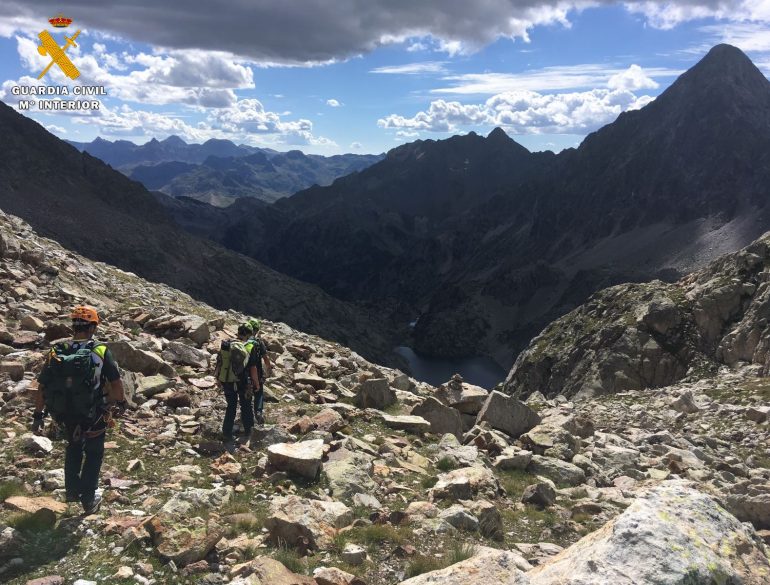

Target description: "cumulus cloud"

left=607, top=64, right=659, bottom=90
left=370, top=61, right=448, bottom=75
left=434, top=64, right=679, bottom=95
left=350, top=141, right=362, bottom=149
left=0, top=0, right=761, bottom=64
left=326, top=98, right=341, bottom=107
left=379, top=66, right=659, bottom=135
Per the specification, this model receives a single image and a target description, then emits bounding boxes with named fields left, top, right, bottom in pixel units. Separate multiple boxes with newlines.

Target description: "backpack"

left=218, top=340, right=249, bottom=383
left=39, top=341, right=106, bottom=424
left=245, top=337, right=266, bottom=377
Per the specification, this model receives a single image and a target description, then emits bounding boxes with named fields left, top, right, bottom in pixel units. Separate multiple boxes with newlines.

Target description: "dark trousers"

left=222, top=382, right=254, bottom=438
left=253, top=379, right=265, bottom=417
left=65, top=416, right=106, bottom=505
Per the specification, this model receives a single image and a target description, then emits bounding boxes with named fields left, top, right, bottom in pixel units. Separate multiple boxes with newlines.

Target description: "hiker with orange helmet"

left=33, top=306, right=125, bottom=515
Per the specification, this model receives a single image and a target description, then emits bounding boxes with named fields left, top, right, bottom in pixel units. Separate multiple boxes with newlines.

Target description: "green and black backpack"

left=217, top=340, right=250, bottom=383
left=39, top=341, right=106, bottom=424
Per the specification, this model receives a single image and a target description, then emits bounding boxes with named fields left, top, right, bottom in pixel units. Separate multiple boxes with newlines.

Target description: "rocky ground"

left=0, top=208, right=769, bottom=585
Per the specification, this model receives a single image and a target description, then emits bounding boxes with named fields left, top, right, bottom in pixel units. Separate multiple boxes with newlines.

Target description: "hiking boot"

left=82, top=495, right=102, bottom=515
left=65, top=493, right=80, bottom=503
left=255, top=412, right=265, bottom=426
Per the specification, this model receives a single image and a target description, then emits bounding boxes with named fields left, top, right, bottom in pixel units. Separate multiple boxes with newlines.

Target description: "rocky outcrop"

left=398, top=547, right=531, bottom=584
left=506, top=236, right=770, bottom=400
left=527, top=482, right=770, bottom=584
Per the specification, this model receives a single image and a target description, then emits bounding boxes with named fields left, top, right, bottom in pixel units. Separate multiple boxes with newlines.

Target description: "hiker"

left=214, top=323, right=259, bottom=441
left=246, top=318, right=272, bottom=425
left=32, top=306, right=126, bottom=515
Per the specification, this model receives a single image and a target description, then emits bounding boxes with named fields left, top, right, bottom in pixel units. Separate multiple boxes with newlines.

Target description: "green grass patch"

left=436, top=456, right=457, bottom=472
left=420, top=475, right=438, bottom=489
left=405, top=542, right=477, bottom=577
left=0, top=480, right=25, bottom=502
left=498, top=469, right=534, bottom=499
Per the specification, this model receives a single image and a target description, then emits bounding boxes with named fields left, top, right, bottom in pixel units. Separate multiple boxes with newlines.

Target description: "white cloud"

left=326, top=98, right=341, bottom=107
left=45, top=124, right=66, bottom=134
left=379, top=74, right=656, bottom=135
left=433, top=64, right=680, bottom=95
left=607, top=64, right=659, bottom=90
left=370, top=61, right=448, bottom=75
left=350, top=141, right=362, bottom=149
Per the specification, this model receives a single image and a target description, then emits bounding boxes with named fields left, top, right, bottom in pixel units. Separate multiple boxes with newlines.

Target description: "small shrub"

left=436, top=456, right=456, bottom=472
left=420, top=475, right=438, bottom=489
left=0, top=481, right=24, bottom=502
left=273, top=544, right=305, bottom=574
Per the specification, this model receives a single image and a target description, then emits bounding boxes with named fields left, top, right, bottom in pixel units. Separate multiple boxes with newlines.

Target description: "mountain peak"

left=161, top=135, right=186, bottom=146
left=487, top=127, right=511, bottom=142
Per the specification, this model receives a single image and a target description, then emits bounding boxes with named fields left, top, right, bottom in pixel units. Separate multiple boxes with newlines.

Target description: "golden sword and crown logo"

left=37, top=15, right=81, bottom=81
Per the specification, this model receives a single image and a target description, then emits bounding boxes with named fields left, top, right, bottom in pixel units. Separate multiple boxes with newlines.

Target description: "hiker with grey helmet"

left=33, top=306, right=126, bottom=515
left=214, top=323, right=259, bottom=442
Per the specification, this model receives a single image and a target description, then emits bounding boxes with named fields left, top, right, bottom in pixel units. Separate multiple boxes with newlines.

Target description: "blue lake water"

left=394, top=346, right=507, bottom=390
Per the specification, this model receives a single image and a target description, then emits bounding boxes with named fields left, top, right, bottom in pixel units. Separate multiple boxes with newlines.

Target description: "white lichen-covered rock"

left=398, top=546, right=531, bottom=584
left=527, top=481, right=770, bottom=584
left=264, top=495, right=352, bottom=550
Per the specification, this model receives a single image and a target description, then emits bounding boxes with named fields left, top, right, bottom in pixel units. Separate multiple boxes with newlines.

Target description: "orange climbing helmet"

left=70, top=305, right=100, bottom=325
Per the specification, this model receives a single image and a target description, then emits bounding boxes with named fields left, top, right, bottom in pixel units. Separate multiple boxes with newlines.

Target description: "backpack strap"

left=91, top=343, right=107, bottom=359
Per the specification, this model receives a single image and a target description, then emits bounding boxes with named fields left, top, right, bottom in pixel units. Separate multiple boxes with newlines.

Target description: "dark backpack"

left=217, top=340, right=249, bottom=383
left=39, top=341, right=105, bottom=424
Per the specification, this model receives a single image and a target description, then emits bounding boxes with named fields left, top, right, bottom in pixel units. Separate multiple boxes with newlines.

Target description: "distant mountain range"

left=68, top=136, right=383, bottom=204
left=155, top=44, right=770, bottom=370
left=0, top=102, right=398, bottom=365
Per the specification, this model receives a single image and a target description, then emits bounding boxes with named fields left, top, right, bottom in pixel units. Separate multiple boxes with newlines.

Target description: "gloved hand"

left=32, top=411, right=46, bottom=435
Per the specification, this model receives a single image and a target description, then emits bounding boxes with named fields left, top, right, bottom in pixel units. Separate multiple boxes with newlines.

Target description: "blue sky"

left=0, top=1, right=769, bottom=155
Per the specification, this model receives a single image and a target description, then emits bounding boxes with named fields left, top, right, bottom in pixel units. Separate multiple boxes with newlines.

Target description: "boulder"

left=353, top=378, right=395, bottom=410
left=20, top=315, right=45, bottom=332
left=381, top=414, right=431, bottom=434
left=493, top=447, right=532, bottom=471
left=267, top=439, right=324, bottom=479
left=527, top=455, right=586, bottom=486
left=323, top=448, right=375, bottom=498
left=411, top=397, right=463, bottom=438
left=398, top=546, right=531, bottom=584
left=293, top=373, right=327, bottom=390
left=264, top=495, right=352, bottom=550
left=437, top=434, right=479, bottom=467
left=23, top=434, right=53, bottom=455
left=0, top=361, right=24, bottom=381
left=439, top=505, right=479, bottom=531
left=435, top=376, right=489, bottom=415
left=313, top=566, right=366, bottom=585
left=431, top=464, right=499, bottom=501
left=527, top=482, right=770, bottom=584
left=521, top=483, right=556, bottom=508
left=476, top=391, right=541, bottom=438
left=310, top=408, right=345, bottom=433
left=746, top=406, right=769, bottom=423
left=230, top=556, right=315, bottom=585
left=109, top=340, right=173, bottom=376
left=724, top=492, right=770, bottom=529
left=160, top=486, right=232, bottom=517
left=341, top=543, right=367, bottom=566
left=138, top=375, right=175, bottom=397
left=151, top=516, right=223, bottom=567
left=670, top=390, right=699, bottom=414
left=162, top=341, right=210, bottom=369
left=5, top=496, right=67, bottom=515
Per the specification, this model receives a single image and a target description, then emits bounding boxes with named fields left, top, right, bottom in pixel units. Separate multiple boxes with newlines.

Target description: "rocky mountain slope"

left=162, top=44, right=770, bottom=372
left=504, top=229, right=770, bottom=401
left=1, top=210, right=768, bottom=584
left=0, top=100, right=397, bottom=366
left=70, top=136, right=383, bottom=204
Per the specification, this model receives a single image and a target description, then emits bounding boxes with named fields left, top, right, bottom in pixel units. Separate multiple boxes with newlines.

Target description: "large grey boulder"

left=264, top=495, right=352, bottom=550
left=353, top=378, right=395, bottom=409
left=527, top=455, right=586, bottom=486
left=109, top=340, right=174, bottom=377
left=476, top=391, right=541, bottom=438
left=527, top=481, right=770, bottom=584
left=323, top=448, right=375, bottom=498
left=435, top=375, right=489, bottom=415
left=162, top=341, right=210, bottom=369
left=411, top=397, right=463, bottom=438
